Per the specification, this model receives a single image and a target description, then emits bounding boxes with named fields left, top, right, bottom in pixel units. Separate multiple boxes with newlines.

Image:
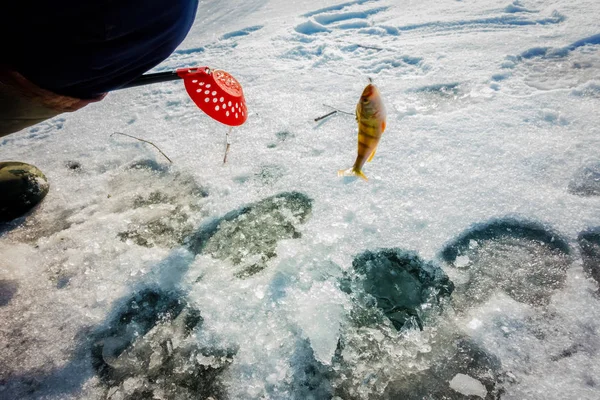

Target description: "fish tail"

left=337, top=167, right=368, bottom=181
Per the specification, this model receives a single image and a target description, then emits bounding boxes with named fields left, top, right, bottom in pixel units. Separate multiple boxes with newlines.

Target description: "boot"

left=0, top=162, right=49, bottom=222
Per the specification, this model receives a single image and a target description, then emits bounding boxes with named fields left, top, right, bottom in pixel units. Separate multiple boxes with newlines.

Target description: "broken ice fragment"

left=449, top=373, right=488, bottom=398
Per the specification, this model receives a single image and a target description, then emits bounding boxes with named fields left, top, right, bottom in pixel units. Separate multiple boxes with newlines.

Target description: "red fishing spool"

left=177, top=67, right=248, bottom=127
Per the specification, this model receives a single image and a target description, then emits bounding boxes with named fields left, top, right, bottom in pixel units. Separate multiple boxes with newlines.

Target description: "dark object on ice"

left=189, top=191, right=313, bottom=278
left=0, top=279, right=18, bottom=306
left=65, top=160, right=82, bottom=171
left=384, top=337, right=504, bottom=400
left=578, top=228, right=600, bottom=286
left=347, top=248, right=454, bottom=331
left=0, top=161, right=49, bottom=222
left=0, top=1, right=199, bottom=137
left=3, top=1, right=198, bottom=99
left=91, top=288, right=233, bottom=399
left=441, top=217, right=572, bottom=307
left=568, top=162, right=600, bottom=196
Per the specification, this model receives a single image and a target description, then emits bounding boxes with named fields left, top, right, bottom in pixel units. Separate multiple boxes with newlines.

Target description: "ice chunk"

left=449, top=373, right=488, bottom=398
left=291, top=281, right=345, bottom=365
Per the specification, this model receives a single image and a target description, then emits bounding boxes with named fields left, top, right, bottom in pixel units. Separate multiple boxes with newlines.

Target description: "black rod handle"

left=117, top=71, right=181, bottom=90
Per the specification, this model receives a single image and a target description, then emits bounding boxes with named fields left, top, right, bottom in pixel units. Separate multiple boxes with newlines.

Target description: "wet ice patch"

left=189, top=192, right=313, bottom=278
left=111, top=166, right=209, bottom=249
left=384, top=337, right=503, bottom=399
left=441, top=218, right=572, bottom=308
left=568, top=161, right=600, bottom=197
left=578, top=228, right=600, bottom=287
left=253, top=164, right=287, bottom=185
left=0, top=279, right=18, bottom=306
left=398, top=82, right=474, bottom=117
left=90, top=288, right=233, bottom=399
left=343, top=248, right=454, bottom=331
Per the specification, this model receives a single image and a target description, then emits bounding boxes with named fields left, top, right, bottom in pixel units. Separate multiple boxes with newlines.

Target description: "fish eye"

left=361, top=97, right=369, bottom=103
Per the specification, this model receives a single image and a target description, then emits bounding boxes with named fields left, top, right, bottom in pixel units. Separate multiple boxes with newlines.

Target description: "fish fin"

left=355, top=169, right=368, bottom=181
left=381, top=120, right=386, bottom=132
left=337, top=168, right=368, bottom=181
left=367, top=149, right=376, bottom=162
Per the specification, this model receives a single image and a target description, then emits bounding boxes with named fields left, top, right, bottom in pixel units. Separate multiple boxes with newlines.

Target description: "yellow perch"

left=338, top=82, right=387, bottom=181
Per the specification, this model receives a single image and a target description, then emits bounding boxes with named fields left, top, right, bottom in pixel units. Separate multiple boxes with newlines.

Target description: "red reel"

left=177, top=67, right=247, bottom=126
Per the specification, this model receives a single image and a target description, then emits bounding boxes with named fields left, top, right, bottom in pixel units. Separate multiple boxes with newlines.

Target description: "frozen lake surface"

left=1, top=0, right=600, bottom=399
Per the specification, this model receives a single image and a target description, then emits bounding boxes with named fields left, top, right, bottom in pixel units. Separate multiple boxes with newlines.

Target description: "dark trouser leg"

left=0, top=84, right=61, bottom=138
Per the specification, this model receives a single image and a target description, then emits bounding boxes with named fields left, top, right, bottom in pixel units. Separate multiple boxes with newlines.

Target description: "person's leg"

left=0, top=82, right=62, bottom=137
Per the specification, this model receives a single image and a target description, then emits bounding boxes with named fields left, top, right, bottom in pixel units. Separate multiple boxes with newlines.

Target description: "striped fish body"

left=338, top=83, right=387, bottom=181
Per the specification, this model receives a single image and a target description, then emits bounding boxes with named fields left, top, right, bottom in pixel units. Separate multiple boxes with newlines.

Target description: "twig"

left=323, top=104, right=354, bottom=115
left=111, top=132, right=173, bottom=163
left=223, top=127, right=232, bottom=164
left=314, top=110, right=337, bottom=122
left=355, top=44, right=383, bottom=51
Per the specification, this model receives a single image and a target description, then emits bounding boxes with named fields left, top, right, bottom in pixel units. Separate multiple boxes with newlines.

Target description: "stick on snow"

left=111, top=132, right=173, bottom=164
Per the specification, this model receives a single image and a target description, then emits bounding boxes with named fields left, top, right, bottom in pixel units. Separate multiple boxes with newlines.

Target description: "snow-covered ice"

left=1, top=0, right=600, bottom=399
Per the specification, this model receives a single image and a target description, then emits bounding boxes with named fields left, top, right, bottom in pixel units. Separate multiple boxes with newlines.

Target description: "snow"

left=1, top=0, right=600, bottom=399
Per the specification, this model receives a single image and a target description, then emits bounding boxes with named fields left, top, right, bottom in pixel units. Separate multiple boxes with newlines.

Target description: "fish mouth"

left=361, top=84, right=378, bottom=100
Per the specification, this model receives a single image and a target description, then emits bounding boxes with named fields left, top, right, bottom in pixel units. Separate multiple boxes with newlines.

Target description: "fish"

left=338, top=81, right=387, bottom=181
